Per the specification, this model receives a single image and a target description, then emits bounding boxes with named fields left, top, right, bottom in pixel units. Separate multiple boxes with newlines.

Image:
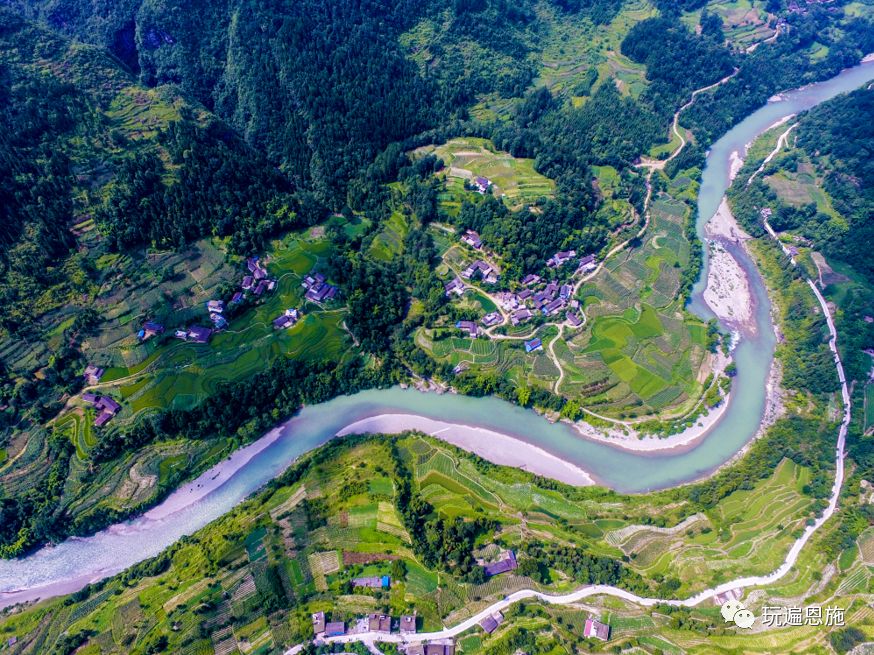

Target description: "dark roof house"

left=83, top=365, right=104, bottom=384
left=456, top=320, right=479, bottom=338
left=461, top=230, right=482, bottom=249
left=352, top=575, right=390, bottom=589
left=368, top=614, right=391, bottom=633
left=400, top=615, right=417, bottom=634
left=445, top=277, right=465, bottom=296
left=187, top=326, right=213, bottom=343
left=521, top=274, right=541, bottom=286
left=479, top=612, right=504, bottom=634
left=325, top=622, right=345, bottom=637
left=483, top=550, right=517, bottom=577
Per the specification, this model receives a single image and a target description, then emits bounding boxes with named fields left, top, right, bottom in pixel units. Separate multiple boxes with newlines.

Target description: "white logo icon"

left=722, top=600, right=755, bottom=629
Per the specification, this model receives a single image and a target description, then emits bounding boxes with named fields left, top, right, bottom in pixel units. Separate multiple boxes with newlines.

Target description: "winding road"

left=286, top=119, right=853, bottom=655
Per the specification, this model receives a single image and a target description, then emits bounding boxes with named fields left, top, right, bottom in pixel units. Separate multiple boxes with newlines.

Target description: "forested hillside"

left=0, top=12, right=303, bottom=332
left=728, top=85, right=874, bottom=386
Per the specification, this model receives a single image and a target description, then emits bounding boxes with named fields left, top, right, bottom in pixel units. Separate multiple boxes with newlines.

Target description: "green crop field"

left=2, top=429, right=853, bottom=654
left=414, top=137, right=555, bottom=211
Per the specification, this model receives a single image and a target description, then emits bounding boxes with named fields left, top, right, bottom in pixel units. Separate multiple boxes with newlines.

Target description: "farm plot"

left=606, top=459, right=816, bottom=593
left=414, top=137, right=555, bottom=211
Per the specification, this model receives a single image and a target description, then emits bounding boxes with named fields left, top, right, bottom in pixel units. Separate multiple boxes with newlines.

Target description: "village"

left=77, top=254, right=339, bottom=428
left=445, top=217, right=598, bottom=349
left=307, top=550, right=610, bottom=652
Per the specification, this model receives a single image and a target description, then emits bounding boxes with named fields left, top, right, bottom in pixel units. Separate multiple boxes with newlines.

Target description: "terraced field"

left=606, top=459, right=815, bottom=588
left=414, top=137, right=556, bottom=212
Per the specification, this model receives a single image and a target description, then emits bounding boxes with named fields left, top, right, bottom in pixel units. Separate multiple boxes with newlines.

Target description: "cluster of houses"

left=82, top=393, right=122, bottom=427
left=446, top=232, right=595, bottom=342
left=312, top=610, right=456, bottom=654
left=461, top=260, right=499, bottom=285
left=242, top=256, right=277, bottom=298
left=498, top=273, right=585, bottom=327
left=302, top=271, right=338, bottom=303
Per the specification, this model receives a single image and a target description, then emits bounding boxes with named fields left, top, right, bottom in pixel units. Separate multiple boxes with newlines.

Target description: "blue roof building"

left=524, top=338, right=542, bottom=353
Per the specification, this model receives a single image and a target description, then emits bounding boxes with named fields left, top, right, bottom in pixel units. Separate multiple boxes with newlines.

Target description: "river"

left=2, top=58, right=873, bottom=608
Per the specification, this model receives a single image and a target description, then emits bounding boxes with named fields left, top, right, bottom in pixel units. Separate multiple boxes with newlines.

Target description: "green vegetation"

left=417, top=137, right=556, bottom=211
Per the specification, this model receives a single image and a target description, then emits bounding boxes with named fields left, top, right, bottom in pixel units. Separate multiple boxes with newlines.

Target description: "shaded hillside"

left=0, top=10, right=303, bottom=333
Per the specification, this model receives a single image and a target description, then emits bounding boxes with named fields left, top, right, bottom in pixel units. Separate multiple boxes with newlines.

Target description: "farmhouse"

left=566, top=311, right=582, bottom=327
left=473, top=176, right=491, bottom=193
left=83, top=365, right=104, bottom=385
left=521, top=273, right=541, bottom=286
left=577, top=254, right=597, bottom=274
left=483, top=550, right=517, bottom=577
left=481, top=312, right=502, bottom=327
left=461, top=260, right=498, bottom=284
left=352, top=575, right=390, bottom=589
left=547, top=250, right=576, bottom=268
left=209, top=313, right=228, bottom=329
left=560, top=284, right=572, bottom=299
left=532, top=291, right=551, bottom=310
left=544, top=281, right=559, bottom=298
left=207, top=300, right=225, bottom=314
left=254, top=279, right=277, bottom=297
left=445, top=277, right=465, bottom=297
left=84, top=394, right=122, bottom=427
left=242, top=275, right=254, bottom=290
left=368, top=614, right=392, bottom=634
left=406, top=645, right=455, bottom=655
left=583, top=618, right=610, bottom=641
left=140, top=321, right=165, bottom=341
left=461, top=230, right=482, bottom=249
left=325, top=622, right=345, bottom=637
left=230, top=291, right=244, bottom=304
left=186, top=326, right=213, bottom=344
left=542, top=298, right=567, bottom=316
left=511, top=308, right=533, bottom=325
left=456, top=320, right=479, bottom=338
left=479, top=611, right=504, bottom=634
left=312, top=612, right=326, bottom=635
left=273, top=309, right=301, bottom=330
left=516, top=289, right=533, bottom=302
left=524, top=338, right=543, bottom=353
left=400, top=615, right=417, bottom=634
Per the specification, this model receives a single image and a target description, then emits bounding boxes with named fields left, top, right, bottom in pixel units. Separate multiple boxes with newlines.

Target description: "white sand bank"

left=336, top=414, right=594, bottom=486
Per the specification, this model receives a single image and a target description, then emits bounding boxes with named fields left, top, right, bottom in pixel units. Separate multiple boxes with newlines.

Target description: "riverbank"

left=336, top=414, right=594, bottom=485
